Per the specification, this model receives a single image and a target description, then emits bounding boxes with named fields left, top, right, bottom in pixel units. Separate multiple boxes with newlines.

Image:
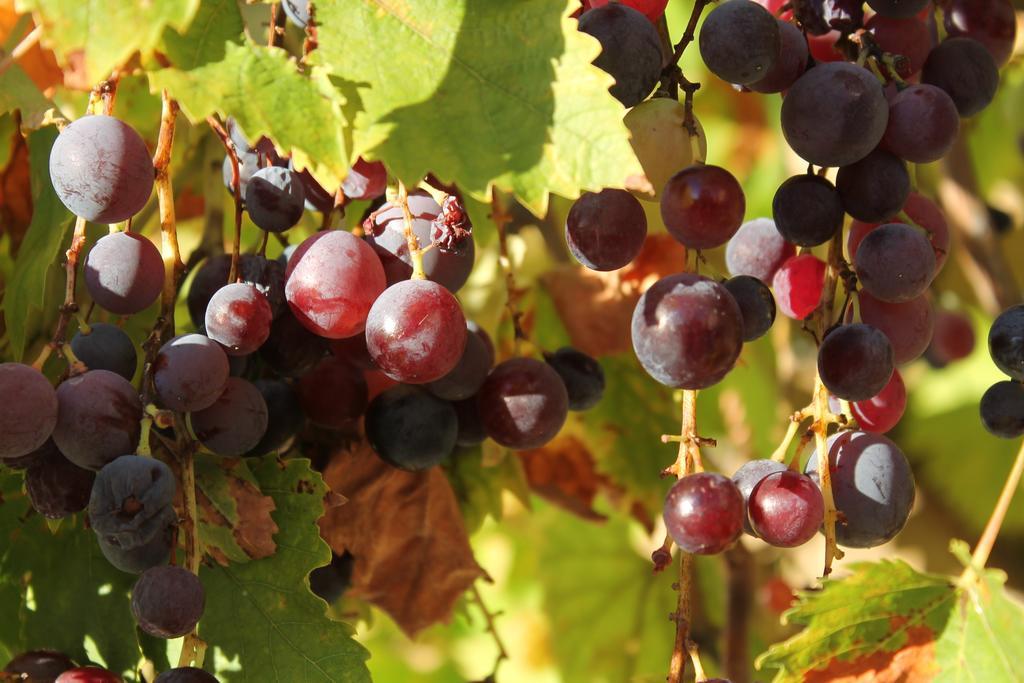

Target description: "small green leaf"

left=0, top=67, right=50, bottom=129
left=160, top=0, right=245, bottom=71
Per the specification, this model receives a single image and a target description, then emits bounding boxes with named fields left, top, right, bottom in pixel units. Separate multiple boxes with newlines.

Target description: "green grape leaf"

left=3, top=126, right=75, bottom=361
left=160, top=0, right=244, bottom=71
left=0, top=65, right=51, bottom=129
left=194, top=454, right=278, bottom=565
left=15, top=0, right=201, bottom=83
left=148, top=42, right=350, bottom=190
left=443, top=446, right=529, bottom=533
left=199, top=457, right=371, bottom=683
left=312, top=0, right=642, bottom=215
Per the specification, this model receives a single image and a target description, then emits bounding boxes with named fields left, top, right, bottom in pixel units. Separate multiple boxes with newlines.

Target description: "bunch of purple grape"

left=2, top=648, right=213, bottom=682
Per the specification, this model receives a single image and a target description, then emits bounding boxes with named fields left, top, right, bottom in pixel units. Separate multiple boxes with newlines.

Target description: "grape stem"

left=968, top=438, right=1024, bottom=572
left=396, top=180, right=427, bottom=279
left=0, top=24, right=41, bottom=77
left=206, top=115, right=244, bottom=284
left=491, top=193, right=527, bottom=354
left=469, top=583, right=508, bottom=678
left=770, top=407, right=811, bottom=463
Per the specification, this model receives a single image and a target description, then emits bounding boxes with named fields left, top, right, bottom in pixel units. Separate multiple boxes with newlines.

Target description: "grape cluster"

left=3, top=648, right=214, bottom=683
left=981, top=306, right=1024, bottom=438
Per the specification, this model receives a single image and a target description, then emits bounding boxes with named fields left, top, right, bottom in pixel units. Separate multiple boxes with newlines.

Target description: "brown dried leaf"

left=0, top=134, right=32, bottom=248
left=227, top=473, right=278, bottom=560
left=318, top=438, right=484, bottom=636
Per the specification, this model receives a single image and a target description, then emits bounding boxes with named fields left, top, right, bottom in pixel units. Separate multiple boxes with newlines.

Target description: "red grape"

left=699, top=0, right=781, bottom=86
left=53, top=370, right=142, bottom=471
left=926, top=310, right=975, bottom=366
left=748, top=19, right=809, bottom=94
left=660, top=165, right=745, bottom=250
left=3, top=650, right=76, bottom=681
left=205, top=283, right=273, bottom=356
left=189, top=378, right=269, bottom=456
left=478, top=358, right=569, bottom=450
left=858, top=290, right=934, bottom=364
left=854, top=223, right=935, bottom=303
left=772, top=254, right=825, bottom=320
left=943, top=0, right=1016, bottom=67
left=55, top=667, right=122, bottom=683
left=153, top=334, right=230, bottom=412
left=882, top=84, right=960, bottom=163
left=866, top=15, right=932, bottom=78
left=342, top=157, right=387, bottom=200
left=851, top=369, right=907, bottom=434
left=565, top=189, right=647, bottom=271
left=867, top=0, right=929, bottom=19
left=297, top=356, right=369, bottom=428
left=426, top=327, right=494, bottom=401
left=0, top=363, right=58, bottom=460
left=818, top=324, right=895, bottom=401
left=748, top=470, right=824, bottom=547
left=732, top=459, right=787, bottom=535
left=84, top=232, right=164, bottom=315
left=25, top=441, right=95, bottom=519
left=725, top=218, right=796, bottom=283
left=980, top=381, right=1024, bottom=438
left=663, top=473, right=744, bottom=554
left=584, top=0, right=668, bottom=22
left=848, top=192, right=949, bottom=276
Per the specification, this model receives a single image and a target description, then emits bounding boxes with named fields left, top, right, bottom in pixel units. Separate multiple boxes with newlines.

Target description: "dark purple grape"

left=84, top=232, right=164, bottom=315
left=944, top=0, right=1016, bottom=67
left=89, top=455, right=177, bottom=551
left=290, top=160, right=335, bottom=213
left=246, top=380, right=305, bottom=457
left=0, top=363, right=58, bottom=460
left=836, top=149, right=910, bottom=223
left=854, top=223, right=935, bottom=303
left=663, top=473, right=744, bottom=554
left=661, top=165, right=745, bottom=250
left=749, top=18, right=809, bottom=93
left=922, top=37, right=999, bottom=117
left=426, top=328, right=493, bottom=401
left=772, top=174, right=843, bottom=247
left=260, top=311, right=327, bottom=377
left=858, top=290, right=934, bottom=364
left=882, top=84, right=960, bottom=163
left=97, top=528, right=172, bottom=575
left=188, top=254, right=285, bottom=329
left=365, top=279, right=467, bottom=384
left=989, top=305, right=1024, bottom=381
left=848, top=193, right=950, bottom=276
left=70, top=323, right=137, bottom=381
left=130, top=565, right=205, bottom=639
left=478, top=358, right=569, bottom=450
left=3, top=650, right=76, bottom=681
left=297, top=356, right=368, bottom=428
left=565, top=189, right=647, bottom=271
left=725, top=218, right=796, bottom=283
left=806, top=430, right=915, bottom=548
left=0, top=438, right=49, bottom=470
left=544, top=347, right=605, bottom=411
left=723, top=275, right=776, bottom=342
left=731, top=459, right=787, bottom=535
left=53, top=370, right=142, bottom=471
left=631, top=274, right=743, bottom=389
left=699, top=0, right=780, bottom=85
left=204, top=283, right=273, bottom=356
left=817, top=324, right=895, bottom=401
left=579, top=4, right=663, bottom=107
left=342, top=158, right=387, bottom=200
left=366, top=385, right=457, bottom=471
left=189, top=378, right=268, bottom=456
left=25, top=441, right=95, bottom=519
left=49, top=115, right=154, bottom=223
left=154, top=667, right=219, bottom=683
left=781, top=62, right=889, bottom=167
left=244, top=166, right=305, bottom=233
left=453, top=397, right=486, bottom=447
left=309, top=552, right=354, bottom=604
left=980, top=381, right=1024, bottom=438
left=748, top=470, right=824, bottom=547
left=154, top=334, right=230, bottom=412
left=866, top=0, right=928, bottom=18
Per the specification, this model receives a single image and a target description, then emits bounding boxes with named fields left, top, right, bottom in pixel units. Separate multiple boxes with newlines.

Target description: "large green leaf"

left=312, top=0, right=642, bottom=214
left=16, top=0, right=201, bottom=83
left=148, top=42, right=350, bottom=190
left=160, top=0, right=245, bottom=71
left=199, top=457, right=371, bottom=683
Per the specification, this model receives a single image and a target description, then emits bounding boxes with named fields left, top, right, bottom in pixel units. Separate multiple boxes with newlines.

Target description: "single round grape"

left=309, top=552, right=354, bottom=604
left=723, top=275, right=776, bottom=342
left=260, top=311, right=327, bottom=377
left=286, top=230, right=387, bottom=338
left=89, top=455, right=177, bottom=551
left=188, top=254, right=286, bottom=329
left=49, top=115, right=154, bottom=223
left=283, top=0, right=310, bottom=28
left=478, top=358, right=569, bottom=450
left=848, top=193, right=950, bottom=276
left=97, top=528, right=172, bottom=575
left=565, top=189, right=647, bottom=271
left=725, top=218, right=795, bottom=283
left=53, top=370, right=142, bottom=471
left=154, top=667, right=219, bottom=683
left=130, top=565, right=205, bottom=639
left=731, top=459, right=787, bottom=535
left=661, top=165, right=745, bottom=250
left=866, top=0, right=929, bottom=18
left=748, top=470, right=824, bottom=548
left=544, top=347, right=605, bottom=411
left=980, top=381, right=1024, bottom=438
left=806, top=430, right=916, bottom=548
left=836, top=150, right=910, bottom=223
left=926, top=310, right=975, bottom=366
left=623, top=99, right=707, bottom=200
left=365, top=385, right=458, bottom=471
left=749, top=18, right=809, bottom=93
left=851, top=368, right=907, bottom=434
left=578, top=4, right=663, bottom=107
left=426, top=329, right=494, bottom=401
left=297, top=356, right=368, bottom=428
left=632, top=274, right=743, bottom=389
left=922, top=37, right=999, bottom=117
left=244, top=166, right=305, bottom=233
left=246, top=380, right=305, bottom=456
left=0, top=363, right=58, bottom=460
left=882, top=84, right=960, bottom=164
left=25, top=441, right=95, bottom=519
left=154, top=334, right=230, bottom=412
left=818, top=324, right=895, bottom=401
left=84, top=232, right=164, bottom=315
left=189, top=378, right=268, bottom=456
left=70, top=323, right=137, bottom=381
left=858, top=290, right=934, bottom=365
left=781, top=62, right=889, bottom=167
left=772, top=174, right=844, bottom=247
left=365, top=279, right=467, bottom=384
left=772, top=254, right=826, bottom=320
left=866, top=15, right=932, bottom=78
left=699, top=0, right=780, bottom=85
left=55, top=666, right=122, bottom=683
left=944, top=0, right=1016, bottom=67
left=663, top=473, right=744, bottom=554
left=342, top=157, right=387, bottom=200
left=854, top=223, right=935, bottom=303
left=204, top=283, right=273, bottom=356
left=3, top=650, right=76, bottom=681
left=989, top=305, right=1024, bottom=381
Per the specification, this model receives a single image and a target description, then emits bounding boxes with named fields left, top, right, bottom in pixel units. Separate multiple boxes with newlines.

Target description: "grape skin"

left=427, top=329, right=494, bottom=402
left=772, top=175, right=844, bottom=247
left=365, top=279, right=467, bottom=384
left=70, top=323, right=137, bottom=381
left=866, top=15, right=932, bottom=79
left=89, top=455, right=177, bottom=552
left=297, top=356, right=368, bottom=428
left=244, top=167, right=305, bottom=233
left=723, top=275, right=776, bottom=342
left=748, top=471, right=824, bottom=548
left=204, top=283, right=273, bottom=356
left=663, top=473, right=744, bottom=554
left=854, top=223, right=935, bottom=303
left=84, top=232, right=164, bottom=315
left=365, top=386, right=458, bottom=471
left=246, top=380, right=305, bottom=457
left=980, top=381, right=1024, bottom=439
left=772, top=254, right=825, bottom=321
left=818, top=324, right=895, bottom=401
left=97, top=528, right=172, bottom=575
left=188, top=254, right=286, bottom=330
left=53, top=370, right=142, bottom=471
left=55, top=667, right=122, bottom=683
left=922, top=37, right=999, bottom=118
left=578, top=4, right=663, bottom=107
left=189, top=378, right=269, bottom=456
left=478, top=358, right=569, bottom=450
left=3, top=650, right=76, bottom=681
left=49, top=115, right=154, bottom=223
left=858, top=290, right=934, bottom=365
left=661, top=165, right=745, bottom=250
left=286, top=230, right=387, bottom=339
left=25, top=441, right=95, bottom=519
left=565, top=189, right=647, bottom=271
left=882, top=84, right=960, bottom=164
left=988, top=304, right=1024, bottom=381
left=544, top=347, right=605, bottom=411
left=836, top=150, right=910, bottom=223
left=944, top=0, right=1017, bottom=67
left=631, top=274, right=743, bottom=389
left=0, top=363, right=58, bottom=460
left=731, top=459, right=787, bottom=535
left=154, top=334, right=230, bottom=413
left=131, top=565, right=205, bottom=639
left=848, top=192, right=950, bottom=276
left=851, top=369, right=907, bottom=434
left=699, top=0, right=780, bottom=86
left=154, top=668, right=219, bottom=683
left=748, top=19, right=809, bottom=94
left=725, top=218, right=795, bottom=283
